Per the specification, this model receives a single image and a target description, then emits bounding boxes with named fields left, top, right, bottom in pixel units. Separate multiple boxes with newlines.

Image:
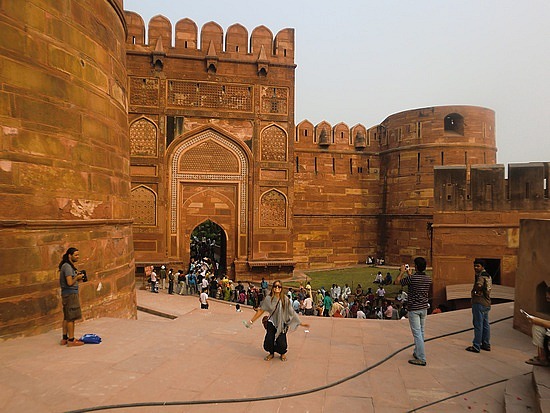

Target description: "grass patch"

left=286, top=266, right=431, bottom=299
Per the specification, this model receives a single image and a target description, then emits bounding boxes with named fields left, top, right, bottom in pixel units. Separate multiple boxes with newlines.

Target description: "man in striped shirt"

left=395, top=257, right=432, bottom=366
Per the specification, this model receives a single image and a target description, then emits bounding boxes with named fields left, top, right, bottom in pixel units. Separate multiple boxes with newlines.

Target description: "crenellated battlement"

left=124, top=11, right=294, bottom=65
left=295, top=119, right=373, bottom=150
left=434, top=162, right=550, bottom=211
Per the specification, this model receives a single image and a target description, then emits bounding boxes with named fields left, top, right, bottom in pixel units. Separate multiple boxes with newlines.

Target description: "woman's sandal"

left=280, top=354, right=287, bottom=362
left=264, top=353, right=274, bottom=361
left=525, top=357, right=549, bottom=366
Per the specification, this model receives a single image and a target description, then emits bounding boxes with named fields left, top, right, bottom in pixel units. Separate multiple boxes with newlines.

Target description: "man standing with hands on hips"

left=466, top=259, right=492, bottom=353
left=395, top=257, right=432, bottom=366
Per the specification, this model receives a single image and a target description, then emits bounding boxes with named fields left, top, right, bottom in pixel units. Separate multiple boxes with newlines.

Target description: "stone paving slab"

left=0, top=289, right=537, bottom=413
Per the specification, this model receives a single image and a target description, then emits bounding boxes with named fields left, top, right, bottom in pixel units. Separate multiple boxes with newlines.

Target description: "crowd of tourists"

left=145, top=259, right=269, bottom=308
left=283, top=282, right=409, bottom=320
left=146, top=260, right=412, bottom=321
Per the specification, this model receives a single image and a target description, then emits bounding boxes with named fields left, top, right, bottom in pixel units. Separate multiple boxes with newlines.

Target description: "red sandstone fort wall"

left=293, top=120, right=380, bottom=268
left=378, top=106, right=496, bottom=264
left=125, top=13, right=296, bottom=277
left=0, top=0, right=135, bottom=339
left=432, top=163, right=550, bottom=306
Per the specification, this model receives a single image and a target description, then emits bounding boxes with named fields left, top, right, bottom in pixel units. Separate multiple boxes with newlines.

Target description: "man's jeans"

left=472, top=303, right=490, bottom=350
left=408, top=309, right=427, bottom=362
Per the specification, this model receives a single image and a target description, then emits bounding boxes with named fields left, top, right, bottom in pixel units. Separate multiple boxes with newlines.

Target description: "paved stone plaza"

left=0, top=290, right=537, bottom=413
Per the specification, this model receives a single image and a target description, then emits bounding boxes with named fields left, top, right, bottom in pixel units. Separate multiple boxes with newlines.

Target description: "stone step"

left=504, top=373, right=537, bottom=413
left=533, top=366, right=550, bottom=413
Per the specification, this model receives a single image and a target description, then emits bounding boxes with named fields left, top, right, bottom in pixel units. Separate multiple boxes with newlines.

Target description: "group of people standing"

left=58, top=247, right=548, bottom=370
left=394, top=257, right=497, bottom=368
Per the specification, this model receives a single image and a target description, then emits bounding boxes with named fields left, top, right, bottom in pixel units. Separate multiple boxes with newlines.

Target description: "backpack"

left=80, top=333, right=102, bottom=344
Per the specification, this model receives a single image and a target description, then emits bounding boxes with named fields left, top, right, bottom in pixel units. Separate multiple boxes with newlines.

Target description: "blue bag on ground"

left=80, top=333, right=102, bottom=344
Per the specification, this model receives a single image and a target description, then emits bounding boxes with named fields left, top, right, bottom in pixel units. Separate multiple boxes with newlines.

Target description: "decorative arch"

left=179, top=139, right=240, bottom=173
left=260, top=189, right=287, bottom=228
left=129, top=117, right=158, bottom=157
left=131, top=185, right=157, bottom=226
left=169, top=127, right=250, bottom=235
left=260, top=124, right=287, bottom=161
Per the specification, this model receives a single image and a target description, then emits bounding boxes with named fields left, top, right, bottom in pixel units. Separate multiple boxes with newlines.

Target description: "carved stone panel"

left=129, top=77, right=159, bottom=107
left=260, top=189, right=287, bottom=228
left=130, top=118, right=157, bottom=157
left=260, top=86, right=288, bottom=114
left=131, top=186, right=156, bottom=226
left=167, top=80, right=253, bottom=112
left=179, top=139, right=240, bottom=173
left=261, top=125, right=287, bottom=162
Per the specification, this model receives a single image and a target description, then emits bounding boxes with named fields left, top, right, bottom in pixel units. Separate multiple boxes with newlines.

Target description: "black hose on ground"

left=65, top=315, right=516, bottom=413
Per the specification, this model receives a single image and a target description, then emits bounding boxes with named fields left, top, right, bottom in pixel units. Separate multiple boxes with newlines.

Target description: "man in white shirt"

left=199, top=288, right=209, bottom=309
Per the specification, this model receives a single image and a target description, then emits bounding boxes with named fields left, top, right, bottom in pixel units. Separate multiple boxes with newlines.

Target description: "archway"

left=167, top=126, right=252, bottom=279
left=190, top=220, right=227, bottom=276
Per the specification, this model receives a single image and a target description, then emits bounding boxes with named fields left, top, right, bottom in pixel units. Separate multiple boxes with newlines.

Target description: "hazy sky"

left=124, top=0, right=549, bottom=167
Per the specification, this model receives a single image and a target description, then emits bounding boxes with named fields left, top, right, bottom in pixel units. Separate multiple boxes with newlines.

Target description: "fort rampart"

left=432, top=163, right=550, bottom=306
left=0, top=0, right=136, bottom=339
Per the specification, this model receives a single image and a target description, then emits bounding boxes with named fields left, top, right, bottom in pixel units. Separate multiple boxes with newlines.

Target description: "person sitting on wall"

left=396, top=289, right=408, bottom=305
left=523, top=286, right=550, bottom=367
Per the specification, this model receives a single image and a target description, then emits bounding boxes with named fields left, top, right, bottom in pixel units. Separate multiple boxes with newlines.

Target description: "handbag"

left=80, top=333, right=102, bottom=344
left=262, top=315, right=268, bottom=329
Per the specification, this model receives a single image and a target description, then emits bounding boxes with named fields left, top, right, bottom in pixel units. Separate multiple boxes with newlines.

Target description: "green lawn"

left=286, top=266, right=431, bottom=299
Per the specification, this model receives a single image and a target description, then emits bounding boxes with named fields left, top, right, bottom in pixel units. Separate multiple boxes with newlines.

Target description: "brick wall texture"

left=0, top=0, right=136, bottom=339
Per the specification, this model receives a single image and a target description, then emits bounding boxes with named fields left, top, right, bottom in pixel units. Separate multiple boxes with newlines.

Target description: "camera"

left=405, top=264, right=410, bottom=270
left=80, top=270, right=88, bottom=282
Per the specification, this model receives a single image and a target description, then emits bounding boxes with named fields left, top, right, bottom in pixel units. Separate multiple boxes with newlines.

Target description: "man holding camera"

left=59, top=247, right=86, bottom=347
left=395, top=257, right=432, bottom=366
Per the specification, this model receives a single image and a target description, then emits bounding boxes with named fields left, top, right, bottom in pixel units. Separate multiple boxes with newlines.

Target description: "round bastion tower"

left=377, top=105, right=496, bottom=265
left=0, top=0, right=136, bottom=339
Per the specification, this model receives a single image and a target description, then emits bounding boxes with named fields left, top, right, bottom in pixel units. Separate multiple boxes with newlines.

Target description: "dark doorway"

left=190, top=220, right=226, bottom=276
left=477, top=258, right=501, bottom=285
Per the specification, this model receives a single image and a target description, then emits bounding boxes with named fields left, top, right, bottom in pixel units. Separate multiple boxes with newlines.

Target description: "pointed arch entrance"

left=168, top=127, right=251, bottom=278
left=190, top=220, right=227, bottom=275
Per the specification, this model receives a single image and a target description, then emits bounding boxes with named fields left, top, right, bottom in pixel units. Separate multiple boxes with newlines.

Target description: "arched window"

left=444, top=113, right=464, bottom=136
